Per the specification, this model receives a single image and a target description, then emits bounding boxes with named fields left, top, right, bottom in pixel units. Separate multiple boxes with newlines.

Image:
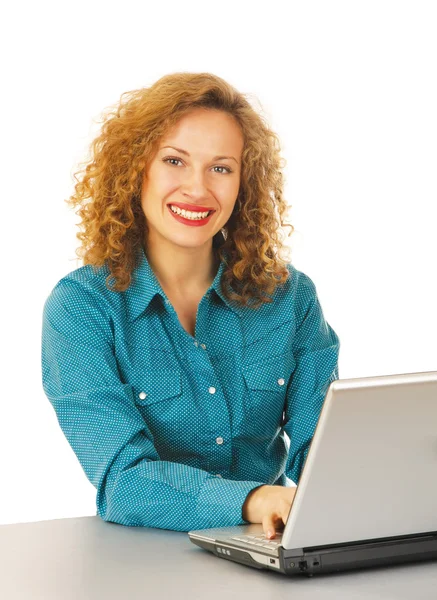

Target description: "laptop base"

left=190, top=530, right=437, bottom=576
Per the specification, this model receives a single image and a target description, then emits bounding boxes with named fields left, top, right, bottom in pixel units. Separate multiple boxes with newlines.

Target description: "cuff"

left=196, top=475, right=266, bottom=529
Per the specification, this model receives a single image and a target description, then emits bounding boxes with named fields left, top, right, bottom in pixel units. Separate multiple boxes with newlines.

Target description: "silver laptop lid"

left=283, top=370, right=437, bottom=550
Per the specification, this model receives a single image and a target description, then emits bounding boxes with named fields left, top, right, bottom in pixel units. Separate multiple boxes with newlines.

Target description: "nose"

left=181, top=167, right=210, bottom=200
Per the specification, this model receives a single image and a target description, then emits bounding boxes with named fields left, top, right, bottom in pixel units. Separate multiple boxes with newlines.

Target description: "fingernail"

left=267, top=529, right=274, bottom=538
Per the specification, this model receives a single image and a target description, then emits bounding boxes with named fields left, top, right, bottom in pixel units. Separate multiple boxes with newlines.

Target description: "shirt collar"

left=124, top=245, right=244, bottom=322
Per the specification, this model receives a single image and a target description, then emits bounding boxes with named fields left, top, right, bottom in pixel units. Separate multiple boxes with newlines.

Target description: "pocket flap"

left=242, top=353, right=295, bottom=391
left=134, top=368, right=182, bottom=406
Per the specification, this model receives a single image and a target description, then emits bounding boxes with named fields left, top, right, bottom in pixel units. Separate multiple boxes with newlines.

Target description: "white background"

left=0, top=0, right=435, bottom=525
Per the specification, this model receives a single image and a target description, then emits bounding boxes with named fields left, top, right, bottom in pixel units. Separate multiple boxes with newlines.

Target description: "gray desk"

left=0, top=516, right=436, bottom=599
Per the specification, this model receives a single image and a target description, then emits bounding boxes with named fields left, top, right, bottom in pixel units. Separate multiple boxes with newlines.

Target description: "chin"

left=167, top=233, right=216, bottom=249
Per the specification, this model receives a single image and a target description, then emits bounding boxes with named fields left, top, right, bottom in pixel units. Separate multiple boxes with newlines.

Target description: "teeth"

left=169, top=205, right=211, bottom=220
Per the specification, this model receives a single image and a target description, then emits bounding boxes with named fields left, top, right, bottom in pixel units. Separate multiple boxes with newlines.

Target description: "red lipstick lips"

left=167, top=203, right=216, bottom=227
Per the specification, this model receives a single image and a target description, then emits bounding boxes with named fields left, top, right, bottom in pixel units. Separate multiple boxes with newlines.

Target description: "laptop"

left=188, top=370, right=437, bottom=576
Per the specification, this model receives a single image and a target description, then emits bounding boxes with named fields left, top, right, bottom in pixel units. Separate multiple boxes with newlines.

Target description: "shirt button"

left=216, top=437, right=224, bottom=445
left=277, top=378, right=285, bottom=386
left=194, top=341, right=199, bottom=347
left=215, top=474, right=223, bottom=478
left=139, top=391, right=147, bottom=399
left=208, top=386, right=216, bottom=394
left=200, top=343, right=207, bottom=350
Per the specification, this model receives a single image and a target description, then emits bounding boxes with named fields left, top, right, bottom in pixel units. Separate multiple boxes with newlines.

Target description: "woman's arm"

left=41, top=279, right=265, bottom=531
left=282, top=272, right=341, bottom=484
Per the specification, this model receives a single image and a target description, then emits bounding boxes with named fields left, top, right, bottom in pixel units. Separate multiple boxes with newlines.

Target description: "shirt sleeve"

left=283, top=271, right=340, bottom=484
left=41, top=279, right=265, bottom=532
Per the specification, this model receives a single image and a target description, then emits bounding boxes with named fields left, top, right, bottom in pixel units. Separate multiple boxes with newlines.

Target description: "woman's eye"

left=213, top=165, right=232, bottom=174
left=163, top=158, right=232, bottom=174
left=164, top=158, right=182, bottom=167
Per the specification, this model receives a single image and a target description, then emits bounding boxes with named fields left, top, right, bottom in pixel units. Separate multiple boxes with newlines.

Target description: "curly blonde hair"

left=66, top=71, right=295, bottom=309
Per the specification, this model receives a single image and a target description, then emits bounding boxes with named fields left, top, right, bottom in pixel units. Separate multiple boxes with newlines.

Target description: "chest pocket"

left=133, top=368, right=182, bottom=406
left=242, top=352, right=296, bottom=433
left=242, top=352, right=295, bottom=391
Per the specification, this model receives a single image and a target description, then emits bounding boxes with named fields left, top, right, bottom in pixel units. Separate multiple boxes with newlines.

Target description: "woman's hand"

left=242, top=485, right=297, bottom=539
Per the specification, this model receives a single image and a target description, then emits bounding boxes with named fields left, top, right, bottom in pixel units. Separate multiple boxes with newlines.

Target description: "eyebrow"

left=160, top=145, right=239, bottom=164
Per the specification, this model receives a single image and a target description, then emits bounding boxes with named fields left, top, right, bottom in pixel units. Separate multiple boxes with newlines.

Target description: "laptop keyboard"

left=230, top=533, right=282, bottom=551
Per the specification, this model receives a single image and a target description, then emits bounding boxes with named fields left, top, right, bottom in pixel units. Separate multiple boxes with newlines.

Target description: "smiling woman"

left=41, top=72, right=340, bottom=537
left=62, top=72, right=295, bottom=308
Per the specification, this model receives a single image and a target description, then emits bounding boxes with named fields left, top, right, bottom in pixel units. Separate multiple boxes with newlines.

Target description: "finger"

left=262, top=515, right=277, bottom=539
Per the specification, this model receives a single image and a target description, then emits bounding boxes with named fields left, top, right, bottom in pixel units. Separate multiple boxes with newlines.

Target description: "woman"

left=41, top=72, right=340, bottom=540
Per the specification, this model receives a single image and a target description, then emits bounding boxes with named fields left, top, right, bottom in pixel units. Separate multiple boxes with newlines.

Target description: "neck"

left=143, top=234, right=220, bottom=297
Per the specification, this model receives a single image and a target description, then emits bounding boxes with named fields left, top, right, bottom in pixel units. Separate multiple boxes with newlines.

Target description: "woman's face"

left=141, top=108, right=244, bottom=251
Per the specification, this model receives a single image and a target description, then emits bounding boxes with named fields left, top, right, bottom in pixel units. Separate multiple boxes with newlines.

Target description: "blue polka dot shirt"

left=41, top=245, right=340, bottom=532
